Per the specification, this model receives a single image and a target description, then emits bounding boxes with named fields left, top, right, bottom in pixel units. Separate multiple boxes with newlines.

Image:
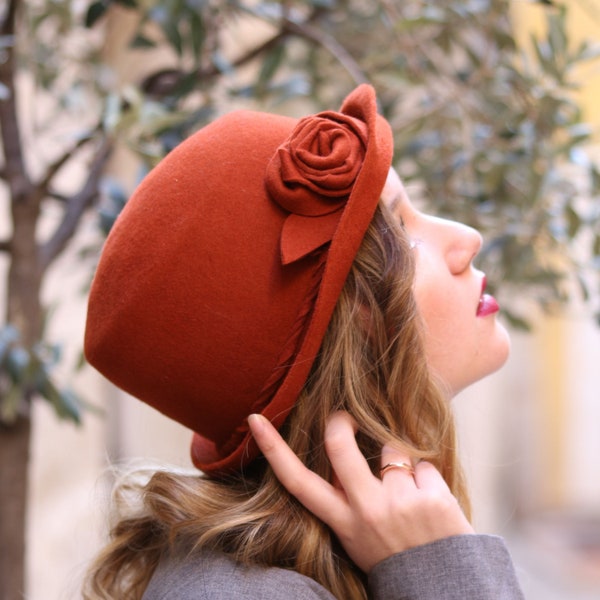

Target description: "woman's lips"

left=477, top=276, right=500, bottom=317
left=477, top=294, right=500, bottom=317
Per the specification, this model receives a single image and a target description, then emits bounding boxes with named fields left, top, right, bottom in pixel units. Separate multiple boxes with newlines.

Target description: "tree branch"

left=0, top=0, right=19, bottom=35
left=46, top=192, right=70, bottom=203
left=33, top=131, right=99, bottom=201
left=38, top=138, right=112, bottom=271
left=197, top=28, right=288, bottom=84
left=144, top=9, right=367, bottom=97
left=142, top=30, right=289, bottom=97
left=281, top=18, right=368, bottom=85
left=223, top=8, right=368, bottom=85
left=0, top=239, right=10, bottom=252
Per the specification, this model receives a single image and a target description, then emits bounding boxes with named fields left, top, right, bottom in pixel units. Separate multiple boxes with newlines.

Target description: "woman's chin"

left=446, top=326, right=511, bottom=399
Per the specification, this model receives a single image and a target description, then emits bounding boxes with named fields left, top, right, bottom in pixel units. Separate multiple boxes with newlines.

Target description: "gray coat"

left=143, top=534, right=525, bottom=599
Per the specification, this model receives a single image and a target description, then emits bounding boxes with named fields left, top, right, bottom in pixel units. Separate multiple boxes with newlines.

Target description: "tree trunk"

left=0, top=416, right=31, bottom=600
left=0, top=175, right=42, bottom=599
left=7, top=200, right=43, bottom=343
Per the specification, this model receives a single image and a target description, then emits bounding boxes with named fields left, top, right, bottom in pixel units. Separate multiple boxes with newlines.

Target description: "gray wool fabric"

left=368, top=535, right=525, bottom=600
left=143, top=534, right=525, bottom=599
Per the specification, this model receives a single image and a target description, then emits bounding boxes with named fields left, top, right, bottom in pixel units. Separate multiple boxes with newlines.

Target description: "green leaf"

left=548, top=8, right=567, bottom=59
left=576, top=272, right=590, bottom=302
left=56, top=389, right=83, bottom=425
left=75, top=350, right=87, bottom=372
left=565, top=204, right=581, bottom=238
left=102, top=93, right=123, bottom=132
left=85, top=1, right=108, bottom=28
left=593, top=234, right=600, bottom=257
left=257, top=43, right=286, bottom=91
left=0, top=325, right=19, bottom=363
left=6, top=346, right=30, bottom=380
left=501, top=309, right=532, bottom=332
left=307, top=0, right=336, bottom=8
left=591, top=165, right=600, bottom=193
left=98, top=176, right=128, bottom=233
left=160, top=20, right=183, bottom=56
left=189, top=12, right=206, bottom=63
left=0, top=385, right=23, bottom=425
left=130, top=34, right=157, bottom=49
left=40, top=379, right=82, bottom=425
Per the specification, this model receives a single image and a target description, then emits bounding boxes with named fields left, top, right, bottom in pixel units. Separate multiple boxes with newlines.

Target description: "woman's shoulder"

left=142, top=547, right=337, bottom=600
left=142, top=535, right=525, bottom=600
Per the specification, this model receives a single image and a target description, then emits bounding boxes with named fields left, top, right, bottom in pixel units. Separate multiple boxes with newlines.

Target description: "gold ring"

left=380, top=461, right=415, bottom=477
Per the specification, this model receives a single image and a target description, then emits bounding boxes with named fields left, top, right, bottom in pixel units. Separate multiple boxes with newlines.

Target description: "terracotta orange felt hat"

left=85, top=84, right=393, bottom=475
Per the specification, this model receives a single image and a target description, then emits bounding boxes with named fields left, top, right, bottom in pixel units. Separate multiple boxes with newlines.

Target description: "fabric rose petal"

left=272, top=112, right=369, bottom=215
left=266, top=111, right=369, bottom=264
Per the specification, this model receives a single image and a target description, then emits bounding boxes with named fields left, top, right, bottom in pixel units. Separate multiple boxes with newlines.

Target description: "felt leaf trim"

left=266, top=110, right=369, bottom=263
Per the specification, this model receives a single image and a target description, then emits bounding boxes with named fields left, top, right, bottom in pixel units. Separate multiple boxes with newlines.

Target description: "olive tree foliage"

left=91, top=0, right=600, bottom=329
left=0, top=0, right=598, bottom=595
left=98, top=0, right=600, bottom=318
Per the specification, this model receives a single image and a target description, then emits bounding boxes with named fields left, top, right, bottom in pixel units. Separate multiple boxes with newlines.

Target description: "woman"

left=83, top=84, right=522, bottom=599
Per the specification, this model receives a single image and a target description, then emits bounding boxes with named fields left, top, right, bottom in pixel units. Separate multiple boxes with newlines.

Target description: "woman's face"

left=382, top=168, right=510, bottom=396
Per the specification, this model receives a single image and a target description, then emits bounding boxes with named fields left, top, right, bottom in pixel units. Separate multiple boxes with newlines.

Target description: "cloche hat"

left=85, top=84, right=393, bottom=475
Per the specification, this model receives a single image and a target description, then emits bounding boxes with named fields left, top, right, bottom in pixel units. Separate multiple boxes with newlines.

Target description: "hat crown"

left=84, top=85, right=393, bottom=474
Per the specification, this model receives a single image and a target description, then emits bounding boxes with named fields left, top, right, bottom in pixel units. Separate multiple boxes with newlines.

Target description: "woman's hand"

left=248, top=411, right=474, bottom=573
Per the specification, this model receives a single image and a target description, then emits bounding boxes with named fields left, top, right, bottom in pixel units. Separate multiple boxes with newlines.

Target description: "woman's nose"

left=443, top=220, right=483, bottom=275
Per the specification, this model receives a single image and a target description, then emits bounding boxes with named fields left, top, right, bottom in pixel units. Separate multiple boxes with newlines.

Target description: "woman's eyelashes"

left=396, top=213, right=422, bottom=251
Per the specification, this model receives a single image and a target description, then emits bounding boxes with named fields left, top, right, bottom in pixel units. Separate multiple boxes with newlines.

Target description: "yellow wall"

left=511, top=0, right=600, bottom=125
left=510, top=0, right=600, bottom=508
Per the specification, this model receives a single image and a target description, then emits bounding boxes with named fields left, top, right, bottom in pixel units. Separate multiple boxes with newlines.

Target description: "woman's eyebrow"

left=387, top=191, right=407, bottom=216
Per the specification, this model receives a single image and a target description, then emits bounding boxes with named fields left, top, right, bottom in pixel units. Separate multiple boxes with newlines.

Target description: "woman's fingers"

left=323, top=412, right=380, bottom=504
left=413, top=459, right=450, bottom=491
left=413, top=460, right=475, bottom=537
left=247, top=414, right=346, bottom=525
left=249, top=411, right=474, bottom=573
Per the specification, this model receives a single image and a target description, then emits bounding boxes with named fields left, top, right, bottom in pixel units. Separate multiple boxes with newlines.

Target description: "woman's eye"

left=397, top=215, right=419, bottom=249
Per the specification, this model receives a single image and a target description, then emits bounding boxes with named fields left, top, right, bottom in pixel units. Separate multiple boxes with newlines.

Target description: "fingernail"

left=248, top=413, right=265, bottom=434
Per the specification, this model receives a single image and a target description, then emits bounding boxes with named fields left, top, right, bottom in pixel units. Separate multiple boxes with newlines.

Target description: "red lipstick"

left=477, top=276, right=500, bottom=317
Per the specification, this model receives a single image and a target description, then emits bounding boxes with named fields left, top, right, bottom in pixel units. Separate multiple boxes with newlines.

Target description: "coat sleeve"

left=368, top=534, right=525, bottom=600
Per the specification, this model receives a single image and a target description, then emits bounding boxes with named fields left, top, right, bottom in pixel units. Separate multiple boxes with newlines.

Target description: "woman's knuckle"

left=324, top=431, right=346, bottom=457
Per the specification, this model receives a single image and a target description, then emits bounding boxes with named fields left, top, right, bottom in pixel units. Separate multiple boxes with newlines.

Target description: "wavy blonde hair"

left=83, top=202, right=470, bottom=600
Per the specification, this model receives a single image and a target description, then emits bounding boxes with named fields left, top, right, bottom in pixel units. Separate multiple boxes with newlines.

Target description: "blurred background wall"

left=15, top=2, right=600, bottom=598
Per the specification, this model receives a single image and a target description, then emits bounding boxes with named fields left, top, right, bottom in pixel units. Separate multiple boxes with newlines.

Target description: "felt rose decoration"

left=266, top=111, right=369, bottom=264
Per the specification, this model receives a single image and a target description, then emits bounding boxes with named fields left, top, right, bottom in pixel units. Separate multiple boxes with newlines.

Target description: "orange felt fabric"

left=84, top=84, right=393, bottom=475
